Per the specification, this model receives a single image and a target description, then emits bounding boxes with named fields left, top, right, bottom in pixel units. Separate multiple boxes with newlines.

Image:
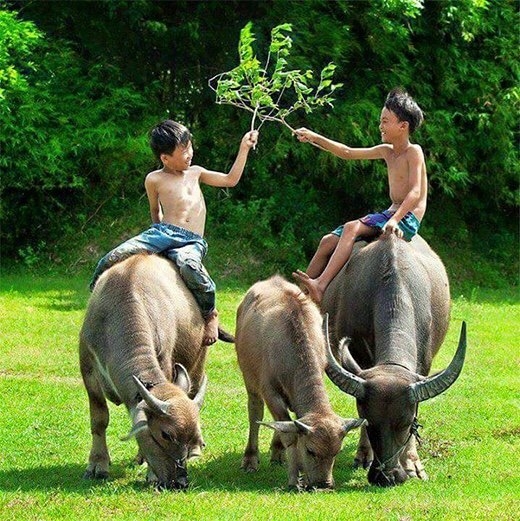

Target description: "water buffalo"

left=79, top=253, right=225, bottom=490
left=321, top=234, right=466, bottom=486
left=235, top=275, right=365, bottom=490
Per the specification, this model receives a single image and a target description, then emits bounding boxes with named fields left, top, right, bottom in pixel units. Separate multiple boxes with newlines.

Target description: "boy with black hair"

left=91, top=120, right=258, bottom=344
left=293, top=88, right=426, bottom=304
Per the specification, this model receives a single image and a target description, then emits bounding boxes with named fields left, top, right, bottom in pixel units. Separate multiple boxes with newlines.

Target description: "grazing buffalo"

left=322, top=234, right=466, bottom=486
left=79, top=254, right=225, bottom=490
left=235, top=275, right=365, bottom=490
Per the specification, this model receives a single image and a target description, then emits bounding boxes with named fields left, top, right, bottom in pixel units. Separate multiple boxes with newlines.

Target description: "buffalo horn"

left=408, top=321, right=467, bottom=403
left=322, top=314, right=366, bottom=400
left=192, top=374, right=208, bottom=410
left=342, top=418, right=367, bottom=433
left=258, top=420, right=312, bottom=434
left=132, top=375, right=171, bottom=416
left=339, top=337, right=363, bottom=374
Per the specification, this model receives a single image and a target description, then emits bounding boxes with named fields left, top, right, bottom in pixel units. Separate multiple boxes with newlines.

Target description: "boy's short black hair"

left=150, top=120, right=192, bottom=160
left=384, top=88, right=424, bottom=133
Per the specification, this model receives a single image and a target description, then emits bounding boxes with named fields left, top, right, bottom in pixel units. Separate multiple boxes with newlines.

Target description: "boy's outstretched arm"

left=295, top=127, right=387, bottom=161
left=200, top=131, right=258, bottom=188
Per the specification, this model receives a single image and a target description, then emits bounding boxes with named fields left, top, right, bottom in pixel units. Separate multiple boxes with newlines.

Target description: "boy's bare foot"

left=203, top=311, right=219, bottom=346
left=292, top=270, right=324, bottom=304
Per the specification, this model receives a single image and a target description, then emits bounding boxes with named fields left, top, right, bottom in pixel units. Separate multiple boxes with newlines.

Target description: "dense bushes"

left=1, top=0, right=518, bottom=282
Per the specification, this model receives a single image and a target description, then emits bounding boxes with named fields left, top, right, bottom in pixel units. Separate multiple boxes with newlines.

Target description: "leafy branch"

left=208, top=22, right=343, bottom=137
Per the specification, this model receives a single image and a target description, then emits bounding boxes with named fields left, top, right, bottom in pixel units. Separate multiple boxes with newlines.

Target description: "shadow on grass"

left=0, top=461, right=130, bottom=494
left=0, top=450, right=374, bottom=495
left=188, top=448, right=373, bottom=494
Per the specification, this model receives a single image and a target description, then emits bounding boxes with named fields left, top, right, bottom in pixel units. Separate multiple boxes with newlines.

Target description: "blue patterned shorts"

left=331, top=210, right=420, bottom=242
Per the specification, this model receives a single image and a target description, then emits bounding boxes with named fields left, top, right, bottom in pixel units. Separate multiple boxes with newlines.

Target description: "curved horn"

left=322, top=314, right=366, bottom=400
left=339, top=337, right=363, bottom=375
left=192, top=374, right=208, bottom=410
left=342, top=418, right=367, bottom=434
left=258, top=420, right=312, bottom=434
left=408, top=321, right=467, bottom=403
left=132, top=375, right=171, bottom=416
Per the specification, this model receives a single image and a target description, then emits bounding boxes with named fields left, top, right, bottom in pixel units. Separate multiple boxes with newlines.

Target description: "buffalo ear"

left=121, top=421, right=148, bottom=441
left=121, top=406, right=148, bottom=441
left=173, top=363, right=191, bottom=394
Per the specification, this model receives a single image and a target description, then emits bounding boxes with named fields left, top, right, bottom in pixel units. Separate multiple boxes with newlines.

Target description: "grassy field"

left=0, top=270, right=518, bottom=521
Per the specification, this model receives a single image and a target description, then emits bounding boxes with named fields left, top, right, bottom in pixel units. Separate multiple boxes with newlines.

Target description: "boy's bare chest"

left=159, top=175, right=202, bottom=202
left=387, top=161, right=409, bottom=186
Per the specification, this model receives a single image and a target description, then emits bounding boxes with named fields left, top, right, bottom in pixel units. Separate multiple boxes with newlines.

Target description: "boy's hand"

left=294, top=127, right=316, bottom=143
left=242, top=130, right=259, bottom=149
left=382, top=218, right=404, bottom=239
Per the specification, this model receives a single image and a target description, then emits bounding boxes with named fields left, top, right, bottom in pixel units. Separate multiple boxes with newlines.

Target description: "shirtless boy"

left=90, top=120, right=258, bottom=345
left=293, top=88, right=426, bottom=304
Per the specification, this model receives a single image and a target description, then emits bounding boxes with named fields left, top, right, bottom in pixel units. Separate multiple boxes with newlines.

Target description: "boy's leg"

left=293, top=220, right=377, bottom=303
left=306, top=233, right=341, bottom=279
left=165, top=245, right=218, bottom=346
left=89, top=226, right=172, bottom=291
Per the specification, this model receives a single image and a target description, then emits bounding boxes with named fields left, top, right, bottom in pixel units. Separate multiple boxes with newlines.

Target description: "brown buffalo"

left=235, top=275, right=365, bottom=490
left=322, top=234, right=466, bottom=486
left=79, top=254, right=225, bottom=489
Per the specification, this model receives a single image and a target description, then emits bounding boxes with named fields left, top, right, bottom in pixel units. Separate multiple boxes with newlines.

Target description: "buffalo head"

left=124, top=364, right=207, bottom=490
left=325, top=321, right=466, bottom=487
left=259, top=415, right=365, bottom=490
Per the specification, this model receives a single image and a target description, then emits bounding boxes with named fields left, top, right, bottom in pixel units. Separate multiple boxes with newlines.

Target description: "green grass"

left=0, top=271, right=519, bottom=521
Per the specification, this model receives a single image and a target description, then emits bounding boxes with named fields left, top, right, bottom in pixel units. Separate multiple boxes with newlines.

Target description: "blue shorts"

left=331, top=210, right=420, bottom=242
left=90, top=222, right=216, bottom=317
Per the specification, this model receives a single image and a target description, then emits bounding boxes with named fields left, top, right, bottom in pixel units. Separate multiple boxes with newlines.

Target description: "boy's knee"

left=344, top=220, right=362, bottom=235
left=178, top=259, right=215, bottom=292
left=320, top=233, right=339, bottom=252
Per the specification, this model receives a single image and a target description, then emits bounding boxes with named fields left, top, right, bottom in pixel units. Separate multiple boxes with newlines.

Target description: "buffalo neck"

left=291, top=369, right=334, bottom=418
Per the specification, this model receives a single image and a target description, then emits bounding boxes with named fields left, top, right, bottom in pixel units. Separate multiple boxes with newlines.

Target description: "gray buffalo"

left=79, top=254, right=225, bottom=489
left=322, top=234, right=466, bottom=486
left=235, top=275, right=365, bottom=490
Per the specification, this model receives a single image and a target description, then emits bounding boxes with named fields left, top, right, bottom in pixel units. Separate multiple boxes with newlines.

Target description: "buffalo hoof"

left=83, top=467, right=109, bottom=480
left=402, top=454, right=428, bottom=480
left=287, top=482, right=304, bottom=493
left=354, top=457, right=372, bottom=470
left=305, top=482, right=334, bottom=492
left=269, top=450, right=286, bottom=466
left=369, top=466, right=409, bottom=487
left=156, top=479, right=189, bottom=491
left=241, top=455, right=259, bottom=472
left=134, top=451, right=145, bottom=465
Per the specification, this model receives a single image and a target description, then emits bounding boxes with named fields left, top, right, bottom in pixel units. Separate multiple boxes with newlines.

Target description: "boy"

left=293, top=88, right=426, bottom=304
left=90, top=120, right=258, bottom=345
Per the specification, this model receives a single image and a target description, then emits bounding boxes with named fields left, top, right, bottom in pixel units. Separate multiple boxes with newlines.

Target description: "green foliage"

left=0, top=1, right=517, bottom=280
left=0, top=9, right=41, bottom=99
left=209, top=22, right=342, bottom=133
left=0, top=6, right=159, bottom=257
